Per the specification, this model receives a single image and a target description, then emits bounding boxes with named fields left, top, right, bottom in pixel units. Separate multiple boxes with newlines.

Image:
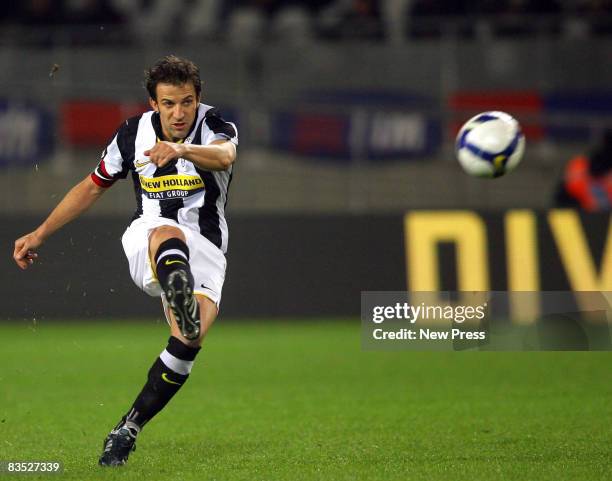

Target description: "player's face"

left=150, top=82, right=199, bottom=141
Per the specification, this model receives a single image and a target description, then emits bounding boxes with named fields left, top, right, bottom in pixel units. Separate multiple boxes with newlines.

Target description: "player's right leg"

left=167, top=293, right=218, bottom=346
left=148, top=226, right=200, bottom=340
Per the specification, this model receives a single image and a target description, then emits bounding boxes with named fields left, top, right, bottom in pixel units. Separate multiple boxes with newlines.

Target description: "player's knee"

left=150, top=226, right=185, bottom=246
left=149, top=226, right=186, bottom=258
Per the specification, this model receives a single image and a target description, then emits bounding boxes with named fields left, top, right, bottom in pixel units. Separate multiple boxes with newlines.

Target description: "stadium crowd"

left=2, top=0, right=611, bottom=45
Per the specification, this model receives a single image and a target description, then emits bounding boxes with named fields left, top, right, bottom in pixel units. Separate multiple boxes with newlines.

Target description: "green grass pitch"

left=0, top=320, right=610, bottom=481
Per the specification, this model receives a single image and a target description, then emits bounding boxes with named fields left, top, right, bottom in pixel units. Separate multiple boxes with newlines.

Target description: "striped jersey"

left=91, top=104, right=238, bottom=253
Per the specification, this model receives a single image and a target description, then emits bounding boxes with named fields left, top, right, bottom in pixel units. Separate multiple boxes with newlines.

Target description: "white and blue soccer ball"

left=455, top=111, right=525, bottom=178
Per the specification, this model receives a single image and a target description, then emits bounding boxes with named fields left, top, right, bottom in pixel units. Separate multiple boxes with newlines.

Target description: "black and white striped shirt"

left=91, top=104, right=238, bottom=253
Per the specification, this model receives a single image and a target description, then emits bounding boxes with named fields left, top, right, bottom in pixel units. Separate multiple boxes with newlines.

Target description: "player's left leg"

left=98, top=296, right=216, bottom=467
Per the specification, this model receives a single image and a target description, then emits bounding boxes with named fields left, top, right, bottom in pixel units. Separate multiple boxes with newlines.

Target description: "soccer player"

left=12, top=55, right=238, bottom=467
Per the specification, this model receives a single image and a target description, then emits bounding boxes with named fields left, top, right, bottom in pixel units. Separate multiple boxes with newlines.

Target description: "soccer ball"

left=455, top=111, right=525, bottom=178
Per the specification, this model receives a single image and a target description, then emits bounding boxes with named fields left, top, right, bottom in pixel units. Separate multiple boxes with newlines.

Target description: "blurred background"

left=1, top=0, right=612, bottom=320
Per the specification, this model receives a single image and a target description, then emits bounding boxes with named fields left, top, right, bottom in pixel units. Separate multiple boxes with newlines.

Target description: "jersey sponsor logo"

left=139, top=174, right=204, bottom=200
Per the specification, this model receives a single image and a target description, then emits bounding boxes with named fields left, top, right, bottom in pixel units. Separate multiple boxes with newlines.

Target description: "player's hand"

left=13, top=231, right=43, bottom=270
left=144, top=142, right=186, bottom=168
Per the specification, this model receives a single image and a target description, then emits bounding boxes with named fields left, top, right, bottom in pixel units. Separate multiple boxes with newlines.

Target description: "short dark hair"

left=144, top=55, right=202, bottom=100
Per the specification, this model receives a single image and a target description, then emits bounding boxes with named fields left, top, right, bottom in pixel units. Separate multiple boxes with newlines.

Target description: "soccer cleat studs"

left=165, top=269, right=201, bottom=340
left=98, top=427, right=137, bottom=467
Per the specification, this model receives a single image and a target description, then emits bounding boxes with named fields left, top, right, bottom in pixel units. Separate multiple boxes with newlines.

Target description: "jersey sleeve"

left=90, top=130, right=130, bottom=188
left=202, top=108, right=238, bottom=146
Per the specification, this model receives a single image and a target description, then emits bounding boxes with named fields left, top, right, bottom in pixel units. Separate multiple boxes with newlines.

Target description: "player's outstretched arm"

left=145, top=139, right=236, bottom=171
left=13, top=175, right=108, bottom=270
